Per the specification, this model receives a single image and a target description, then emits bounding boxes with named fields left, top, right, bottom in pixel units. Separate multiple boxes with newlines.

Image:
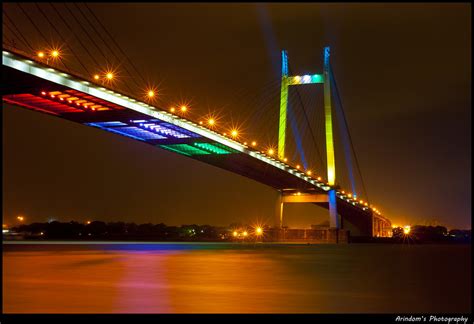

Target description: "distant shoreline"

left=2, top=239, right=471, bottom=245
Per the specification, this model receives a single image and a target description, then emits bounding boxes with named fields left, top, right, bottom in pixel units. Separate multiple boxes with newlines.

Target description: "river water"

left=2, top=242, right=471, bottom=313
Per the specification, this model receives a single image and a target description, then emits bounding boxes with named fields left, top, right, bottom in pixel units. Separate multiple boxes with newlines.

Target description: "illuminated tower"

left=278, top=50, right=289, bottom=161
left=277, top=46, right=339, bottom=228
left=323, top=47, right=338, bottom=228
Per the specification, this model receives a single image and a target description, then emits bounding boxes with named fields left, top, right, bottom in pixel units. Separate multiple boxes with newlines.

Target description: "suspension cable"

left=288, top=63, right=325, bottom=171
left=83, top=3, right=148, bottom=85
left=331, top=64, right=370, bottom=204
left=16, top=3, right=50, bottom=45
left=3, top=12, right=35, bottom=51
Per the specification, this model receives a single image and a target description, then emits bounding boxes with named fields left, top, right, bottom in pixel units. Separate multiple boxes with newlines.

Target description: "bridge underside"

left=2, top=58, right=390, bottom=237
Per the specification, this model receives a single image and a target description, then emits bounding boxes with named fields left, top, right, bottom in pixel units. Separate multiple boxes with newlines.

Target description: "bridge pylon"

left=277, top=46, right=339, bottom=230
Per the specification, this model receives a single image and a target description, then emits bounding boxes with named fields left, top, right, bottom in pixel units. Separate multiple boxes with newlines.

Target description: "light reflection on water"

left=3, top=242, right=471, bottom=313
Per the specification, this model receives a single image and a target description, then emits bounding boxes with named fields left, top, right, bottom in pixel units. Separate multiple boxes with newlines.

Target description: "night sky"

left=2, top=3, right=471, bottom=229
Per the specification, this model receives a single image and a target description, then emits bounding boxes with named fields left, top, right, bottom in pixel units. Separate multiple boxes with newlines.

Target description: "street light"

left=403, top=225, right=411, bottom=235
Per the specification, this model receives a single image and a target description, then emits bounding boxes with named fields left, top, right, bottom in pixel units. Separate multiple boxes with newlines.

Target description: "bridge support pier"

left=274, top=190, right=345, bottom=241
left=275, top=191, right=284, bottom=229
left=328, top=189, right=339, bottom=229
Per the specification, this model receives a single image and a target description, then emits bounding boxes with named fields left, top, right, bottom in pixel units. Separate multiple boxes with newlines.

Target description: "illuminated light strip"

left=86, top=123, right=148, bottom=142
left=111, top=126, right=167, bottom=140
left=278, top=50, right=289, bottom=160
left=146, top=123, right=190, bottom=139
left=323, top=47, right=336, bottom=186
left=160, top=144, right=211, bottom=156
left=160, top=122, right=200, bottom=138
left=193, top=142, right=236, bottom=154
left=287, top=74, right=324, bottom=85
left=89, top=121, right=127, bottom=127
left=3, top=51, right=378, bottom=209
left=159, top=145, right=192, bottom=157
left=139, top=122, right=195, bottom=139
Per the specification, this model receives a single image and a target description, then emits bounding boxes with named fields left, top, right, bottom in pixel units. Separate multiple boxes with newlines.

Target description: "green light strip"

left=159, top=145, right=192, bottom=156
left=160, top=144, right=211, bottom=156
left=193, top=142, right=234, bottom=155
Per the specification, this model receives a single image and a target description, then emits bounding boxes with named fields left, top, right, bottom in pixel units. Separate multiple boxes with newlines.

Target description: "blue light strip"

left=159, top=122, right=200, bottom=138
left=89, top=121, right=128, bottom=127
left=144, top=123, right=190, bottom=139
left=131, top=119, right=200, bottom=139
left=86, top=123, right=167, bottom=141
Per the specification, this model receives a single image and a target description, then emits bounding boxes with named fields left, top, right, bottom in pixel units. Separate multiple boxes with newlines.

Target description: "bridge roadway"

left=2, top=50, right=391, bottom=237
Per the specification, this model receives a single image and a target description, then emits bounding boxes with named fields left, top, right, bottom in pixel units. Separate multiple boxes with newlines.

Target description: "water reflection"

left=3, top=243, right=471, bottom=313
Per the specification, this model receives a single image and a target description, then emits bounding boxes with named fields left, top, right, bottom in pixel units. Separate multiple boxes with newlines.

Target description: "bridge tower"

left=276, top=47, right=339, bottom=230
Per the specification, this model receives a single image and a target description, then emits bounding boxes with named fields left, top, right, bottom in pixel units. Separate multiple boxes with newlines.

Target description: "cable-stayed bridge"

left=2, top=48, right=392, bottom=238
left=2, top=3, right=392, bottom=239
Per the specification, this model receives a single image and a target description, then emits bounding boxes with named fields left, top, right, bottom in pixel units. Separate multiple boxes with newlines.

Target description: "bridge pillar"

left=324, top=47, right=339, bottom=230
left=328, top=189, right=339, bottom=228
left=278, top=50, right=289, bottom=161
left=275, top=191, right=284, bottom=229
